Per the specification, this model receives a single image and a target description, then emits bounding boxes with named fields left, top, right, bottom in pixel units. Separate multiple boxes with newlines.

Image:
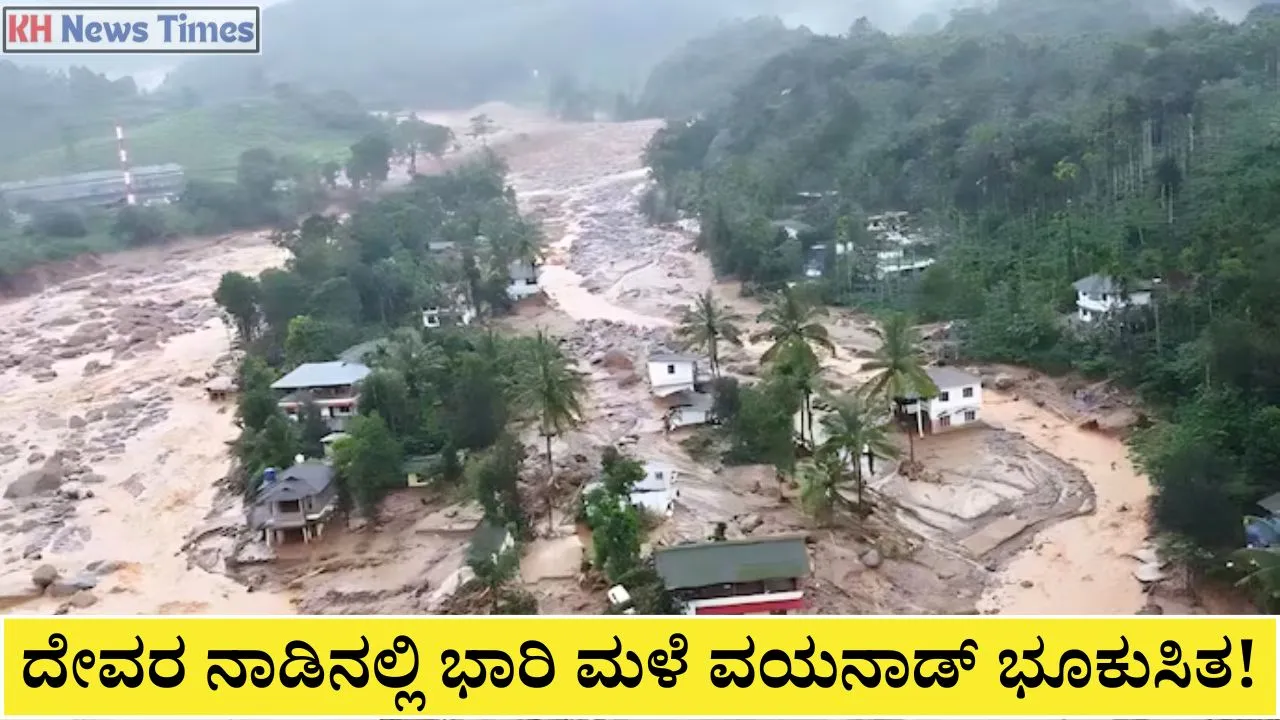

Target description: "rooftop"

left=925, top=366, right=981, bottom=390
left=271, top=361, right=370, bottom=391
left=1073, top=274, right=1155, bottom=295
left=253, top=462, right=334, bottom=504
left=649, top=353, right=700, bottom=365
left=1259, top=491, right=1280, bottom=516
left=653, top=535, right=810, bottom=591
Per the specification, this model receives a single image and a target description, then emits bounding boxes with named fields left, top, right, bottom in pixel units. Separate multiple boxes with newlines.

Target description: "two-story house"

left=1073, top=274, right=1154, bottom=322
left=647, top=353, right=716, bottom=430
left=247, top=460, right=338, bottom=546
left=894, top=366, right=984, bottom=437
left=272, top=361, right=371, bottom=431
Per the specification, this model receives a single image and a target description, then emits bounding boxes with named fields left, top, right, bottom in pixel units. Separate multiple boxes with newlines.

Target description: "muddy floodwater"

left=0, top=104, right=1157, bottom=616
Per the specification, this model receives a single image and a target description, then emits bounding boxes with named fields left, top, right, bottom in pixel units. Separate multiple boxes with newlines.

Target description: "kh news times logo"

left=3, top=5, right=260, bottom=53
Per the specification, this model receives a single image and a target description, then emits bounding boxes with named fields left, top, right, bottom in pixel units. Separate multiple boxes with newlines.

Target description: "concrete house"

left=648, top=353, right=715, bottom=430
left=247, top=461, right=337, bottom=546
left=654, top=535, right=810, bottom=615
left=1073, top=274, right=1154, bottom=322
left=272, top=361, right=371, bottom=431
left=894, top=366, right=984, bottom=437
left=507, top=258, right=542, bottom=300
left=647, top=353, right=710, bottom=397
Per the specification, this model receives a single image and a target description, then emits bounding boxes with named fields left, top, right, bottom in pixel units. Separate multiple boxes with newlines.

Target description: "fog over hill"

left=10, top=0, right=1264, bottom=105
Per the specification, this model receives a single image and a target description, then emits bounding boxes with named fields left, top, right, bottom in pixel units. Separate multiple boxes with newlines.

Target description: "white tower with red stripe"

left=115, top=122, right=136, bottom=206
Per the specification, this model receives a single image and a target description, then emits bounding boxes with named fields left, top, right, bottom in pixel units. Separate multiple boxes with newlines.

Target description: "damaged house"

left=646, top=353, right=715, bottom=430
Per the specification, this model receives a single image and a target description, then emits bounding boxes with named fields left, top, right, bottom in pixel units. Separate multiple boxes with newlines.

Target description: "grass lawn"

left=0, top=100, right=356, bottom=182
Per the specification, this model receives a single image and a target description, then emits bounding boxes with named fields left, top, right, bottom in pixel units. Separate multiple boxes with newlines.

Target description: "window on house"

left=963, top=387, right=974, bottom=398
left=277, top=499, right=301, bottom=514
left=939, top=391, right=950, bottom=402
left=667, top=364, right=676, bottom=374
left=939, top=416, right=951, bottom=428
left=964, top=410, right=977, bottom=422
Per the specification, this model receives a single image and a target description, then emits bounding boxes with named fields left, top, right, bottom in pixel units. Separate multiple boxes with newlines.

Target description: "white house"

left=646, top=353, right=710, bottom=397
left=423, top=298, right=476, bottom=329
left=1073, top=274, right=1154, bottom=322
left=894, top=366, right=983, bottom=437
left=272, top=361, right=372, bottom=431
left=507, top=258, right=542, bottom=300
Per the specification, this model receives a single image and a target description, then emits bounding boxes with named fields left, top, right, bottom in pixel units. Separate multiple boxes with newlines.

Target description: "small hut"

left=205, top=376, right=238, bottom=402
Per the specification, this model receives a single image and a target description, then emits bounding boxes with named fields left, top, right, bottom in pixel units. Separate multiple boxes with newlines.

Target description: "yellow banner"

left=2, top=616, right=1274, bottom=717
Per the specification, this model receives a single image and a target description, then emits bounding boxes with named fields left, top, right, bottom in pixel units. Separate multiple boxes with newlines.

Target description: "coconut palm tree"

left=817, top=394, right=900, bottom=507
left=514, top=330, right=586, bottom=532
left=752, top=285, right=836, bottom=364
left=754, top=287, right=834, bottom=447
left=798, top=453, right=851, bottom=525
left=675, top=289, right=744, bottom=377
left=771, top=340, right=822, bottom=450
left=861, top=312, right=937, bottom=462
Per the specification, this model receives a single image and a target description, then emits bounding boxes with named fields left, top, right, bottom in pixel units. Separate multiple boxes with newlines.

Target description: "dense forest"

left=642, top=0, right=1280, bottom=603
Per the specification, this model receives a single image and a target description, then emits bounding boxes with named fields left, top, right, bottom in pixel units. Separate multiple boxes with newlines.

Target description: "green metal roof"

left=653, top=535, right=810, bottom=590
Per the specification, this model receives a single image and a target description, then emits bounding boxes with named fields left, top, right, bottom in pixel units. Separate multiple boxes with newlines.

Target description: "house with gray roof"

left=272, top=361, right=371, bottom=431
left=247, top=460, right=337, bottom=546
left=893, top=366, right=984, bottom=437
left=1073, top=274, right=1155, bottom=323
left=654, top=535, right=810, bottom=615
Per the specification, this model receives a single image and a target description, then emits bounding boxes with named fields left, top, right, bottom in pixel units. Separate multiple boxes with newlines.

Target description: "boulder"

left=68, top=590, right=98, bottom=609
left=860, top=549, right=883, bottom=569
left=0, top=575, right=43, bottom=610
left=5, top=464, right=64, bottom=499
left=736, top=513, right=763, bottom=535
left=993, top=373, right=1016, bottom=391
left=31, top=564, right=59, bottom=590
